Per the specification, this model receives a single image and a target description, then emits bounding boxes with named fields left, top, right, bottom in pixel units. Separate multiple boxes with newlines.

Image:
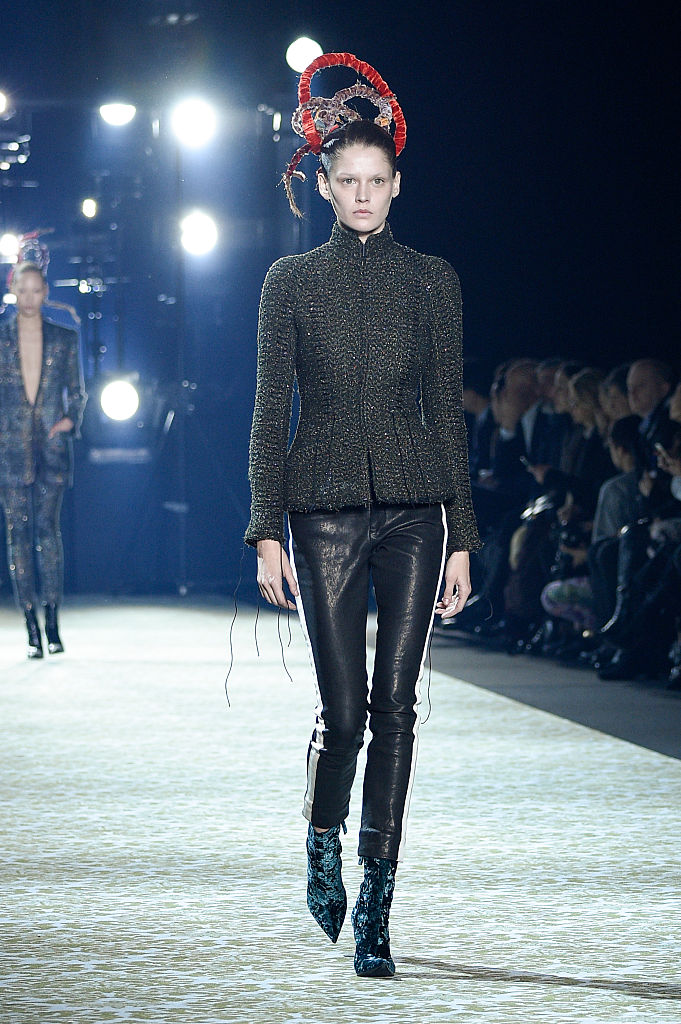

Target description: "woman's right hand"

left=256, top=539, right=299, bottom=610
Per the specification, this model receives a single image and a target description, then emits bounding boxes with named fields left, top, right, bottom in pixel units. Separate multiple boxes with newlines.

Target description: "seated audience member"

left=526, top=368, right=614, bottom=516
left=596, top=382, right=681, bottom=683
left=499, top=368, right=615, bottom=643
left=463, top=359, right=495, bottom=479
left=627, top=358, right=676, bottom=468
left=536, top=357, right=563, bottom=414
left=599, top=363, right=632, bottom=428
left=449, top=362, right=592, bottom=637
left=552, top=361, right=584, bottom=419
left=489, top=359, right=563, bottom=495
left=539, top=415, right=645, bottom=656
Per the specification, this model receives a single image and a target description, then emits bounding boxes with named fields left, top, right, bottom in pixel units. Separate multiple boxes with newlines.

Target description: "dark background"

left=0, top=0, right=678, bottom=601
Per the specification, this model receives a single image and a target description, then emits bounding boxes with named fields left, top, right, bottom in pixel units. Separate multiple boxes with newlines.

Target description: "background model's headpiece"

left=3, top=228, right=79, bottom=324
left=283, top=52, right=407, bottom=217
left=14, top=228, right=53, bottom=275
left=1, top=229, right=53, bottom=314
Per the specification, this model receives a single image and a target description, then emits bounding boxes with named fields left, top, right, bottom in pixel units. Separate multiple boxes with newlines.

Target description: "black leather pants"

left=289, top=503, right=447, bottom=862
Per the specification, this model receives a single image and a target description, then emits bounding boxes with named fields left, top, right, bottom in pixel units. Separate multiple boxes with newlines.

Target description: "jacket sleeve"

left=421, top=259, right=482, bottom=556
left=64, top=327, right=87, bottom=434
left=244, top=259, right=297, bottom=548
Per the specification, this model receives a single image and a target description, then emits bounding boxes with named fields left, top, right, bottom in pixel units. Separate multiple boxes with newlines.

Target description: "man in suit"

left=463, top=359, right=494, bottom=480
left=627, top=359, right=676, bottom=468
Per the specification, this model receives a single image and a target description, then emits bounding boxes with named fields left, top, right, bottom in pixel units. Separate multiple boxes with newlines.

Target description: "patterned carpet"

left=1, top=600, right=680, bottom=1023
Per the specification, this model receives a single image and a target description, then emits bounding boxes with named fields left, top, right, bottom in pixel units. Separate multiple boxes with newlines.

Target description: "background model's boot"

left=25, top=608, right=44, bottom=659
left=352, top=857, right=397, bottom=978
left=306, top=823, right=347, bottom=943
left=43, top=603, right=64, bottom=654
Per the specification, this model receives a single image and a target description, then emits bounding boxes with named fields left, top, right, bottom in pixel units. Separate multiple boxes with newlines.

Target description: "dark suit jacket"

left=469, top=404, right=495, bottom=478
left=544, top=427, right=615, bottom=514
left=490, top=405, right=564, bottom=499
left=639, top=398, right=676, bottom=512
left=0, top=315, right=87, bottom=487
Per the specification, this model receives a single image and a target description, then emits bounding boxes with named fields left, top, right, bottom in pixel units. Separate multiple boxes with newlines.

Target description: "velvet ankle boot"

left=44, top=603, right=64, bottom=654
left=25, top=608, right=43, bottom=659
left=306, top=823, right=347, bottom=943
left=352, top=857, right=397, bottom=978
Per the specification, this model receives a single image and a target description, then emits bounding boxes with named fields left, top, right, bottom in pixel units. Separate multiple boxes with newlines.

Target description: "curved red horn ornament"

left=282, top=52, right=406, bottom=217
left=297, top=52, right=406, bottom=156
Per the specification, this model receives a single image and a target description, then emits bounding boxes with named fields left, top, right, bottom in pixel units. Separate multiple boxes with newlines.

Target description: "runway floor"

left=1, top=599, right=680, bottom=1023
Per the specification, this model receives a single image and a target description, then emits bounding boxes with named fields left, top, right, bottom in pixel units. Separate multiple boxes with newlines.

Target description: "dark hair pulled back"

left=319, top=120, right=397, bottom=177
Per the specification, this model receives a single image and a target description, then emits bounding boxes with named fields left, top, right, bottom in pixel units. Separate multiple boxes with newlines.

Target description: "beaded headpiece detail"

left=283, top=52, right=407, bottom=218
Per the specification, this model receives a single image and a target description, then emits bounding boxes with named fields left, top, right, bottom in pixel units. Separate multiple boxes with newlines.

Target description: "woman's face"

left=599, top=383, right=631, bottom=423
left=317, top=143, right=400, bottom=241
left=552, top=370, right=571, bottom=414
left=12, top=270, right=47, bottom=318
left=568, top=384, right=594, bottom=428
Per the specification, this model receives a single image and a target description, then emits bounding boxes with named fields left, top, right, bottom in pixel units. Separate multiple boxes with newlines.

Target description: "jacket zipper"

left=358, top=240, right=373, bottom=503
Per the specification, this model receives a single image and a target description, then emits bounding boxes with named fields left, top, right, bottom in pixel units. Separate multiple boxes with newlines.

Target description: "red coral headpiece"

left=283, top=52, right=406, bottom=217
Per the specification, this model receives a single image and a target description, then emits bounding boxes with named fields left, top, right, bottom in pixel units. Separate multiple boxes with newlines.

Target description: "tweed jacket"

left=0, top=315, right=87, bottom=488
left=245, top=222, right=481, bottom=557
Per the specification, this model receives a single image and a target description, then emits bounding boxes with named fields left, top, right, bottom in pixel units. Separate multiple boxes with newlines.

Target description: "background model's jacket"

left=245, top=223, right=481, bottom=558
left=0, top=315, right=87, bottom=488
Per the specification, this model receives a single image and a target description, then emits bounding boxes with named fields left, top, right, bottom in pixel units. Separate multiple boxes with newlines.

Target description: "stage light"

left=82, top=198, right=98, bottom=218
left=0, top=92, right=8, bottom=115
left=0, top=233, right=19, bottom=260
left=286, top=37, right=323, bottom=73
left=100, top=379, right=140, bottom=421
left=170, top=98, right=217, bottom=148
left=180, top=210, right=218, bottom=255
left=99, top=103, right=137, bottom=127
left=0, top=161, right=10, bottom=171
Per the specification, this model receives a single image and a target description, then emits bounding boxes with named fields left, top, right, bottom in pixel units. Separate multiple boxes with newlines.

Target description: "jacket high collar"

left=328, top=220, right=396, bottom=257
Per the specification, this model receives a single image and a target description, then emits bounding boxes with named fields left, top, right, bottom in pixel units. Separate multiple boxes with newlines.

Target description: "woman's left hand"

left=435, top=551, right=472, bottom=619
left=48, top=417, right=74, bottom=439
left=657, top=448, right=681, bottom=478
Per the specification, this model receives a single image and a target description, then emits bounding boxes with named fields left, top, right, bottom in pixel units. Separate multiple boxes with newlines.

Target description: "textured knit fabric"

left=245, top=222, right=481, bottom=557
left=0, top=316, right=86, bottom=488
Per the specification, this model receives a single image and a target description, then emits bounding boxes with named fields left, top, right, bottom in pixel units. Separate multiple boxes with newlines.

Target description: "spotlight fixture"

left=82, top=198, right=98, bottom=219
left=170, top=98, right=217, bottom=148
left=285, top=37, right=323, bottom=73
left=100, top=378, right=141, bottom=421
left=180, top=210, right=218, bottom=255
left=99, top=103, right=137, bottom=127
left=0, top=91, right=15, bottom=120
left=0, top=232, right=19, bottom=260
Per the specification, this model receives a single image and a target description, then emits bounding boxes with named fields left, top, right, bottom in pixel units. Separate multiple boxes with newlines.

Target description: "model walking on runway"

left=245, top=53, right=480, bottom=977
left=0, top=258, right=86, bottom=657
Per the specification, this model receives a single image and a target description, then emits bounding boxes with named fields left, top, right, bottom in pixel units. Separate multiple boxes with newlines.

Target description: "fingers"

left=438, top=585, right=472, bottom=618
left=435, top=578, right=472, bottom=618
left=257, top=570, right=296, bottom=610
left=256, top=546, right=298, bottom=610
left=283, top=561, right=299, bottom=598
